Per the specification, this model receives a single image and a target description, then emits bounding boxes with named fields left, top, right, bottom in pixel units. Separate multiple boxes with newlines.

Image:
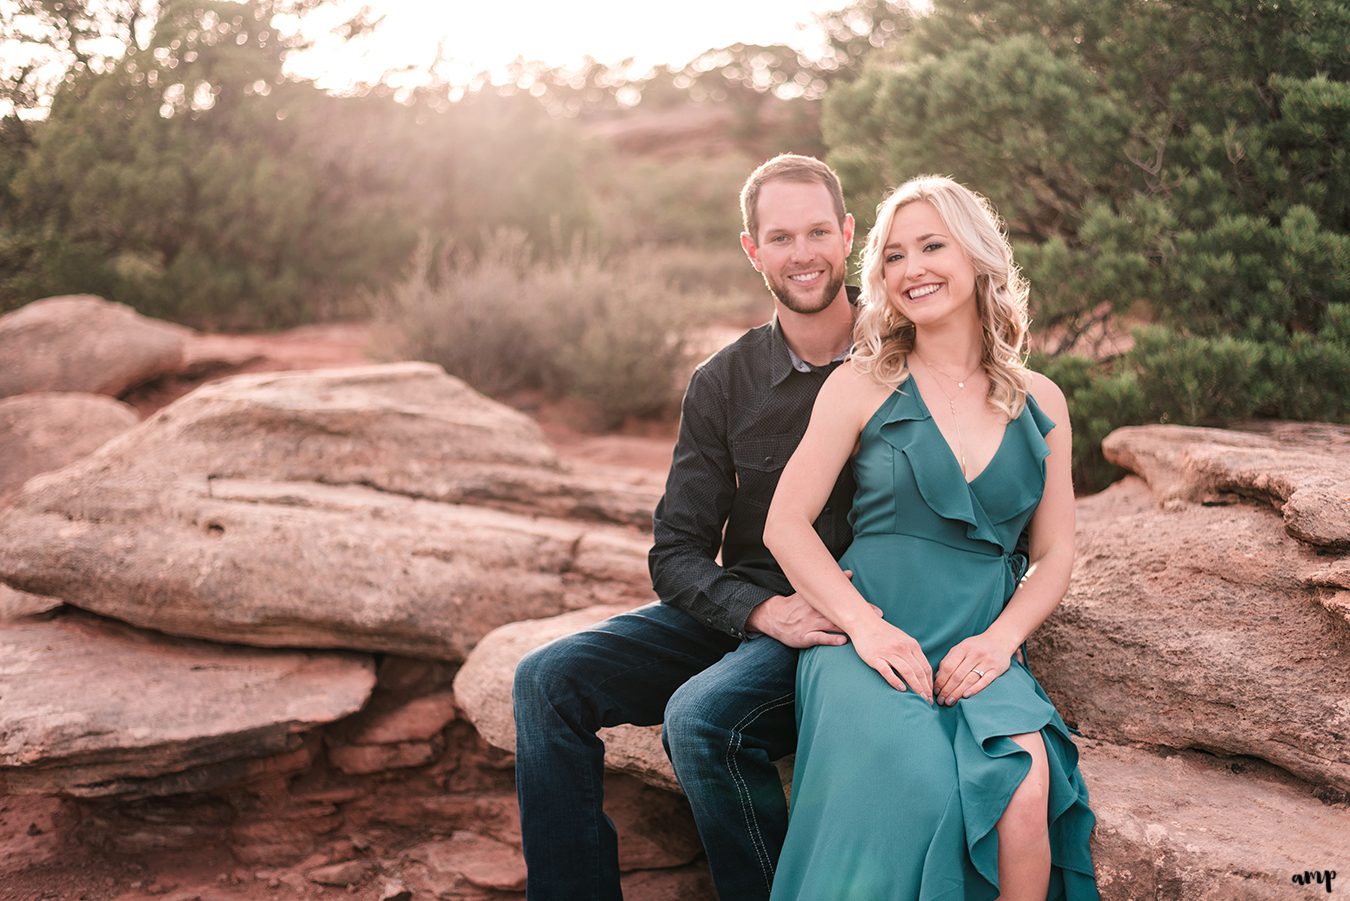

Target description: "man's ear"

left=740, top=231, right=762, bottom=272
left=842, top=213, right=856, bottom=256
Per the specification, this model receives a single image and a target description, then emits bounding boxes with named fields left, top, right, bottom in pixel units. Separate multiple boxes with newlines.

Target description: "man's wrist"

left=745, top=595, right=787, bottom=635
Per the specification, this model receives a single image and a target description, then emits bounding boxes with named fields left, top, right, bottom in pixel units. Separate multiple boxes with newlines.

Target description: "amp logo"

left=1292, top=870, right=1337, bottom=894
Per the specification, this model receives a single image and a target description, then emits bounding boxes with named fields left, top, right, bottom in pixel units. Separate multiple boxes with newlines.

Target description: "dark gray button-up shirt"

left=648, top=290, right=859, bottom=639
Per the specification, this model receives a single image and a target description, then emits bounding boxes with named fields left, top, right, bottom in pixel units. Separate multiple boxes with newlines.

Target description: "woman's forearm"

left=764, top=512, right=876, bottom=635
left=982, top=544, right=1073, bottom=654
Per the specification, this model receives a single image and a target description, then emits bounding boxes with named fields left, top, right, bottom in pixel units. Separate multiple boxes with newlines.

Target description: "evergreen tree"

left=7, top=0, right=417, bottom=327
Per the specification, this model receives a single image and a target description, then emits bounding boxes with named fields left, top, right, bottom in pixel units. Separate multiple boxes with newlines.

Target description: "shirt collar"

left=769, top=285, right=861, bottom=385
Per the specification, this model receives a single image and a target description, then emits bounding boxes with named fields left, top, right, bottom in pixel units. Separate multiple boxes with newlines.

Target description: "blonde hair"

left=851, top=175, right=1032, bottom=420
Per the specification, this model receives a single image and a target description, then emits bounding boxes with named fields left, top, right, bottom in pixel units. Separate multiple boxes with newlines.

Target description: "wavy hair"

left=851, top=175, right=1032, bottom=420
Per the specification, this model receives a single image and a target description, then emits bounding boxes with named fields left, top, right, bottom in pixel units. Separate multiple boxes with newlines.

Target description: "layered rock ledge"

left=457, top=420, right=1350, bottom=898
left=0, top=364, right=659, bottom=660
left=1102, top=422, right=1350, bottom=549
left=0, top=609, right=374, bottom=799
left=1, top=347, right=1345, bottom=898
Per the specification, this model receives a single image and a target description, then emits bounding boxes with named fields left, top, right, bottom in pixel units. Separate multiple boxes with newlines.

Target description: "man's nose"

left=790, top=237, right=814, bottom=260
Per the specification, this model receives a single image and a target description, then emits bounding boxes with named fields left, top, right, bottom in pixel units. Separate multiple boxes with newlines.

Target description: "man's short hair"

left=739, top=154, right=847, bottom=244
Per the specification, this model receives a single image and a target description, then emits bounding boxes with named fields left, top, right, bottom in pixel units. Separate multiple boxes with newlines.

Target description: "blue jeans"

left=512, top=602, right=798, bottom=901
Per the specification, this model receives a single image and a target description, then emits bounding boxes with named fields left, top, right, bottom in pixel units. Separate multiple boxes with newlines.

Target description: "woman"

left=763, top=176, right=1098, bottom=899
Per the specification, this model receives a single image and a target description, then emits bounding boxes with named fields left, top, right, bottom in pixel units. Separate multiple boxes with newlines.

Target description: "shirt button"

left=763, top=455, right=773, bottom=464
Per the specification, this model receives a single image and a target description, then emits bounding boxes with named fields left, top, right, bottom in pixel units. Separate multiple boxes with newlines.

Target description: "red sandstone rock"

left=305, top=858, right=375, bottom=886
left=0, top=609, right=374, bottom=799
left=1082, top=739, right=1350, bottom=899
left=1029, top=475, right=1350, bottom=792
left=0, top=583, right=61, bottom=620
left=409, top=831, right=528, bottom=892
left=0, top=392, right=140, bottom=499
left=327, top=740, right=440, bottom=776
left=342, top=690, right=458, bottom=745
left=619, top=864, right=718, bottom=901
left=0, top=365, right=657, bottom=661
left=0, top=295, right=188, bottom=398
left=1102, top=422, right=1350, bottom=549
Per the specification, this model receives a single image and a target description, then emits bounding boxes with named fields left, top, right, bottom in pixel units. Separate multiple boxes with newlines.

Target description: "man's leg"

left=512, top=602, right=739, bottom=901
left=662, top=634, right=798, bottom=901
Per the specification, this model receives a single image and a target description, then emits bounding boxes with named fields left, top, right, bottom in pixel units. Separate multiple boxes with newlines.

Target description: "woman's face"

left=881, top=200, right=978, bottom=328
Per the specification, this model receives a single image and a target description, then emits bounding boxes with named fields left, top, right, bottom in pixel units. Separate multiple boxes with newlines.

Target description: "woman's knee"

left=1000, top=732, right=1050, bottom=838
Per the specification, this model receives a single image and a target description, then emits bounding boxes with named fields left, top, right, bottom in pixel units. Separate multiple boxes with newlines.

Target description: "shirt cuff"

left=722, top=582, right=778, bottom=639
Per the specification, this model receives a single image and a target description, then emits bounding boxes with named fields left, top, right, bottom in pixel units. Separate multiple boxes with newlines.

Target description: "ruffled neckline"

left=875, top=378, right=1055, bottom=550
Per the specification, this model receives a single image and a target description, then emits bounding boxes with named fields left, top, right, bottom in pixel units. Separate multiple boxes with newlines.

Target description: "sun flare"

left=285, top=0, right=873, bottom=93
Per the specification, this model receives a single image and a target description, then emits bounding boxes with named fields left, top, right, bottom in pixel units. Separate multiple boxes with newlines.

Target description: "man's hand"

left=745, top=572, right=882, bottom=649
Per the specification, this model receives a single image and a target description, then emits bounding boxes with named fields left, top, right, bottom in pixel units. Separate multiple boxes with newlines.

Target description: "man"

left=512, top=154, right=869, bottom=900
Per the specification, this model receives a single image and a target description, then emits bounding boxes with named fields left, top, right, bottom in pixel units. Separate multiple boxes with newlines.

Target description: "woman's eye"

left=924, top=242, right=944, bottom=252
left=884, top=253, right=903, bottom=264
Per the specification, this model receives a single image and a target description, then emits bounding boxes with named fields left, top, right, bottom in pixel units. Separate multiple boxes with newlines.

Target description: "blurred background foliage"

left=0, top=0, right=1346, bottom=488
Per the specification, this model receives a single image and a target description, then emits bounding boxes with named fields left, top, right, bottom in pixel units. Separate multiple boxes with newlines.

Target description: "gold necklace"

left=915, top=353, right=981, bottom=389
left=917, top=357, right=970, bottom=477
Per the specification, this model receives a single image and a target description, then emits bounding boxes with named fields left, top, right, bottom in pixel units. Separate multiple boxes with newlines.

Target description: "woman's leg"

left=996, top=731, right=1051, bottom=901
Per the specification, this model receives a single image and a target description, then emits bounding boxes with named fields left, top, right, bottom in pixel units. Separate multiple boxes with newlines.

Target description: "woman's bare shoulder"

left=1024, top=369, right=1070, bottom=423
left=817, top=361, right=895, bottom=430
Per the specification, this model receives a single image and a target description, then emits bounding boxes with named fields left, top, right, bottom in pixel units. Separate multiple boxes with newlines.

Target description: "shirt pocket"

left=732, top=433, right=799, bottom=509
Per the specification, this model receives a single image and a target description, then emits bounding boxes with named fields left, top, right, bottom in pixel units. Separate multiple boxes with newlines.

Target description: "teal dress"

left=770, top=380, right=1098, bottom=900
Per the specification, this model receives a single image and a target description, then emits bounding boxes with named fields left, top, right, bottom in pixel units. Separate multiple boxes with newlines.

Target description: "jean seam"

left=584, top=742, right=602, bottom=901
left=726, top=690, right=795, bottom=894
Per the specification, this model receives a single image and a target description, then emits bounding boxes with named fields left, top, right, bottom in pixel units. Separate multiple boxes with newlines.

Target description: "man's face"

left=741, top=180, right=854, bottom=315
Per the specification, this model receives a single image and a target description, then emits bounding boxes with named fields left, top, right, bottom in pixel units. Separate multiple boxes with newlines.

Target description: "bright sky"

left=284, top=0, right=902, bottom=94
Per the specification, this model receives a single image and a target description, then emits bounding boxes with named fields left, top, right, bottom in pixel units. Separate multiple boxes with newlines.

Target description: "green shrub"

left=1031, top=353, right=1147, bottom=492
left=371, top=233, right=546, bottom=396
left=1129, top=327, right=1271, bottom=425
left=1253, top=329, right=1350, bottom=422
left=374, top=233, right=708, bottom=426
left=1033, top=318, right=1349, bottom=494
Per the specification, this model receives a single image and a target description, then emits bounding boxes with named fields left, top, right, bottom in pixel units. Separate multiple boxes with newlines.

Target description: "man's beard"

left=765, top=267, right=845, bottom=315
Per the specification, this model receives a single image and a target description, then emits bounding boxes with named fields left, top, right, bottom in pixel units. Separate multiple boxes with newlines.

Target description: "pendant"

left=957, top=381, right=965, bottom=389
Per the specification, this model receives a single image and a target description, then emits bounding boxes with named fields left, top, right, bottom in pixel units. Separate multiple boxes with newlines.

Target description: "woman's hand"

left=934, top=633, right=1018, bottom=705
left=848, top=619, right=933, bottom=702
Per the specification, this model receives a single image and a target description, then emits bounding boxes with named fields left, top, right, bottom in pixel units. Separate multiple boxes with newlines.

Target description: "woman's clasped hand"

left=847, top=616, right=934, bottom=702
left=934, top=632, right=1017, bottom=705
